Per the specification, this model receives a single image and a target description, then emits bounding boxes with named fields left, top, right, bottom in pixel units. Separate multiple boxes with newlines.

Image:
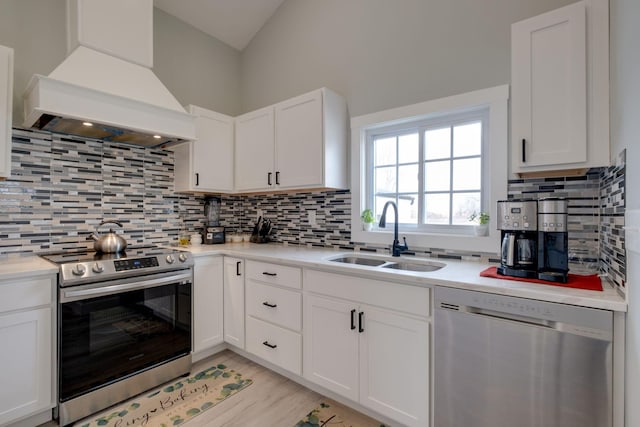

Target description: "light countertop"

left=180, top=242, right=627, bottom=312
left=0, top=243, right=626, bottom=311
left=0, top=254, right=58, bottom=281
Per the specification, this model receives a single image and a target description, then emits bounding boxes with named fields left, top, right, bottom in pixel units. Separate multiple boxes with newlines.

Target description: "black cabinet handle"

left=236, top=261, right=241, bottom=276
left=522, top=139, right=526, bottom=163
left=262, top=272, right=277, bottom=277
left=275, top=171, right=280, bottom=185
left=358, top=311, right=364, bottom=333
left=262, top=301, right=277, bottom=308
left=350, top=309, right=356, bottom=330
left=262, top=341, right=277, bottom=349
left=195, top=172, right=200, bottom=186
left=268, top=172, right=272, bottom=186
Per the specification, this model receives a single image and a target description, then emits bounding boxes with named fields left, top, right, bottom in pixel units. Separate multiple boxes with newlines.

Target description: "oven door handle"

left=61, top=272, right=192, bottom=302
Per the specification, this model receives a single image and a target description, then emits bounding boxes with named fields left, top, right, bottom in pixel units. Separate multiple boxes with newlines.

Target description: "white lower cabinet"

left=303, top=270, right=430, bottom=427
left=192, top=256, right=224, bottom=360
left=246, top=316, right=302, bottom=375
left=0, top=275, right=55, bottom=427
left=223, top=257, right=245, bottom=348
left=245, top=261, right=302, bottom=375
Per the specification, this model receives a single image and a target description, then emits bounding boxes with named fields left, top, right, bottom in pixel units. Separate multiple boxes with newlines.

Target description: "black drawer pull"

left=262, top=301, right=277, bottom=308
left=236, top=261, right=241, bottom=276
left=262, top=341, right=277, bottom=349
left=358, top=311, right=364, bottom=333
left=350, top=309, right=356, bottom=330
left=262, top=272, right=277, bottom=277
left=522, top=139, right=526, bottom=163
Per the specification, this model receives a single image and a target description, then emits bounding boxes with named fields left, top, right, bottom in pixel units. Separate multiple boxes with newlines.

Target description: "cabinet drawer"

left=246, top=281, right=301, bottom=331
left=246, top=316, right=301, bottom=375
left=0, top=277, right=53, bottom=314
left=245, top=260, right=301, bottom=289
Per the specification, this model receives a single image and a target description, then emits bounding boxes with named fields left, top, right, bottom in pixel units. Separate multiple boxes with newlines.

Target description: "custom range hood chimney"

left=23, top=0, right=195, bottom=147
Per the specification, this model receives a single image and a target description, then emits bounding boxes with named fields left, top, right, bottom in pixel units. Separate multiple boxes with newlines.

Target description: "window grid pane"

left=368, top=111, right=485, bottom=229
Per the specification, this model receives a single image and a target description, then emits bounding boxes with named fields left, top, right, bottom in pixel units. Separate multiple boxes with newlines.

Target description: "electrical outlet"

left=308, top=210, right=317, bottom=225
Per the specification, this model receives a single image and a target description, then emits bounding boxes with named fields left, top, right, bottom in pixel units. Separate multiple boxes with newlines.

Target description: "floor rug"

left=75, top=363, right=253, bottom=427
left=295, top=401, right=388, bottom=427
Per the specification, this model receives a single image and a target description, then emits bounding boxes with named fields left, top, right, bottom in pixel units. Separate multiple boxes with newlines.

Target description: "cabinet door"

left=511, top=2, right=587, bottom=169
left=0, top=307, right=52, bottom=425
left=235, top=107, right=275, bottom=192
left=174, top=107, right=234, bottom=193
left=359, top=305, right=429, bottom=427
left=0, top=45, right=13, bottom=179
left=193, top=256, right=224, bottom=356
left=192, top=106, right=234, bottom=192
left=303, top=294, right=359, bottom=401
left=223, top=257, right=245, bottom=348
left=275, top=90, right=323, bottom=189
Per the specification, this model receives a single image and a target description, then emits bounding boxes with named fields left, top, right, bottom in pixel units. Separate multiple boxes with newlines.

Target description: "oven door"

left=58, top=270, right=192, bottom=403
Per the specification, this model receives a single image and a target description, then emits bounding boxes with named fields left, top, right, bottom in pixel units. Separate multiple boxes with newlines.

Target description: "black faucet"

left=378, top=201, right=409, bottom=257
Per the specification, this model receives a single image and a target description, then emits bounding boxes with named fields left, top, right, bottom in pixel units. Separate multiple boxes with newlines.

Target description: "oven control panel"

left=114, top=256, right=159, bottom=271
left=56, top=250, right=194, bottom=286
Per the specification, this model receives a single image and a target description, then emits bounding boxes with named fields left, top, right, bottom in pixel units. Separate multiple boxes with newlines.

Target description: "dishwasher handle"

left=465, top=306, right=557, bottom=329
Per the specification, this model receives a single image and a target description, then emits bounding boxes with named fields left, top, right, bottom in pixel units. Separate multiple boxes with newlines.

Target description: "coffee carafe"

left=497, top=200, right=538, bottom=279
left=203, top=197, right=225, bottom=244
left=537, top=198, right=569, bottom=282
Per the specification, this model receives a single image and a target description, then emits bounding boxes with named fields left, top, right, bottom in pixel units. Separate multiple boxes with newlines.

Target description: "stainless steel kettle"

left=87, top=220, right=128, bottom=253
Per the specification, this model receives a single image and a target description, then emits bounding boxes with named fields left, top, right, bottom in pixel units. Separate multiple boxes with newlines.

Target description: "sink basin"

left=381, top=261, right=444, bottom=272
left=328, top=254, right=445, bottom=272
left=329, top=256, right=387, bottom=267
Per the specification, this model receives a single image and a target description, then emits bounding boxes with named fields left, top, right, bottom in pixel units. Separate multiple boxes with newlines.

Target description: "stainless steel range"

left=42, top=247, right=194, bottom=426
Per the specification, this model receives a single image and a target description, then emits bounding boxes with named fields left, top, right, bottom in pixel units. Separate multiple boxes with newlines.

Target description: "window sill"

left=351, top=228, right=500, bottom=254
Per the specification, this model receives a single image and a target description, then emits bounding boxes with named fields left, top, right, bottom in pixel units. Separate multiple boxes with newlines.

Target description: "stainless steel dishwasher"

left=434, top=286, right=612, bottom=427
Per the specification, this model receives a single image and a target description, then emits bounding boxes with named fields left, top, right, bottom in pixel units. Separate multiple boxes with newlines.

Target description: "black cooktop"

left=41, top=246, right=181, bottom=265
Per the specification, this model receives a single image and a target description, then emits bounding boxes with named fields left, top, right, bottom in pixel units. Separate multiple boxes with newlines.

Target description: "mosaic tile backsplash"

left=0, top=128, right=626, bottom=296
left=0, top=128, right=207, bottom=254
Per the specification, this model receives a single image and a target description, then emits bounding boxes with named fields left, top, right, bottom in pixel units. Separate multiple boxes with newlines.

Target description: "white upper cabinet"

left=511, top=0, right=609, bottom=175
left=0, top=45, right=13, bottom=179
left=235, top=88, right=348, bottom=192
left=235, top=106, right=275, bottom=192
left=174, top=105, right=234, bottom=193
left=67, top=0, right=153, bottom=67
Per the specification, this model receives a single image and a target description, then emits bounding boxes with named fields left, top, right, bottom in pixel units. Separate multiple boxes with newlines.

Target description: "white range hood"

left=23, top=0, right=195, bottom=147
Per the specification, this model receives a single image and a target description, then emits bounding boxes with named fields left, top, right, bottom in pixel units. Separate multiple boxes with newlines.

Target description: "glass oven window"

left=59, top=282, right=191, bottom=401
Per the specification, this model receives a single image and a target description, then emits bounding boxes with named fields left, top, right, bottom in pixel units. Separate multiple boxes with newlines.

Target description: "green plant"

left=361, top=208, right=375, bottom=224
left=469, top=211, right=490, bottom=225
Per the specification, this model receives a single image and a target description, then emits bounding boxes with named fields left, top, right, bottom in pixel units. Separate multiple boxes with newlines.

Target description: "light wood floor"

left=41, top=350, right=385, bottom=427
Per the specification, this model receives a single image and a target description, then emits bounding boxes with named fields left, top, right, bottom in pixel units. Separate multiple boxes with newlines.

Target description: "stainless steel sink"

left=329, top=256, right=387, bottom=267
left=381, top=261, right=444, bottom=272
left=328, top=255, right=445, bottom=272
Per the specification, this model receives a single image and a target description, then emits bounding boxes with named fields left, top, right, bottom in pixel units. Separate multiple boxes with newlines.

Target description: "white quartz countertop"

left=0, top=254, right=58, bottom=281
left=180, top=242, right=627, bottom=312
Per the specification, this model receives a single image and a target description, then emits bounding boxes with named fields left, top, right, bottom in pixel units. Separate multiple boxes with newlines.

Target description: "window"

left=351, top=85, right=508, bottom=253
left=367, top=110, right=488, bottom=231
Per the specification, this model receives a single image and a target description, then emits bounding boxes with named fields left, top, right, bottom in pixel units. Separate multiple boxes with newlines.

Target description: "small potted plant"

left=469, top=211, right=490, bottom=236
left=361, top=208, right=375, bottom=231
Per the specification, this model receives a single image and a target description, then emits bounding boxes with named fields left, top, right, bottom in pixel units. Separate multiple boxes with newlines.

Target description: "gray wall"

left=610, top=0, right=640, bottom=424
left=239, top=0, right=575, bottom=116
left=0, top=0, right=67, bottom=125
left=153, top=8, right=241, bottom=116
left=0, top=0, right=241, bottom=124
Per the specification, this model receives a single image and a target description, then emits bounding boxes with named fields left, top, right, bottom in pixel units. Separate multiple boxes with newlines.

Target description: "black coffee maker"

left=497, top=200, right=538, bottom=279
left=537, top=198, right=569, bottom=282
left=203, top=197, right=225, bottom=244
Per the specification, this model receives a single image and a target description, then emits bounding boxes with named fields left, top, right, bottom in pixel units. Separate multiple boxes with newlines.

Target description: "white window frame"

left=351, top=85, right=509, bottom=254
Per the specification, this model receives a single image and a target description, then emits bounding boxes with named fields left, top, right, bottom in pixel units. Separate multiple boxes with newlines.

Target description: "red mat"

left=480, top=266, right=603, bottom=291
